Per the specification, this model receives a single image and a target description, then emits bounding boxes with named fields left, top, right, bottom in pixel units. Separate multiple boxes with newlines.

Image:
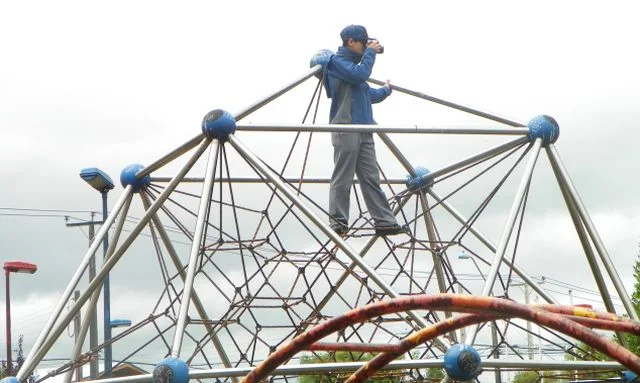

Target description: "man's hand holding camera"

left=367, top=38, right=384, bottom=54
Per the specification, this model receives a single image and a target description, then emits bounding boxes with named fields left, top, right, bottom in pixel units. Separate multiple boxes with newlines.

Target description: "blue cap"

left=340, top=25, right=368, bottom=42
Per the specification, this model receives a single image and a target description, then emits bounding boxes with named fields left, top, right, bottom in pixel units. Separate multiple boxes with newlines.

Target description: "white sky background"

left=1, top=0, right=640, bottom=377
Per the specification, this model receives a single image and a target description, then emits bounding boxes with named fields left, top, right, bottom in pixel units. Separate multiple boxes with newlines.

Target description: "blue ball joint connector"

left=120, top=164, right=151, bottom=193
left=622, top=371, right=639, bottom=383
left=202, top=109, right=236, bottom=141
left=309, top=49, right=334, bottom=79
left=527, top=115, right=560, bottom=146
left=153, top=357, right=189, bottom=383
left=444, top=344, right=483, bottom=381
left=405, top=166, right=432, bottom=191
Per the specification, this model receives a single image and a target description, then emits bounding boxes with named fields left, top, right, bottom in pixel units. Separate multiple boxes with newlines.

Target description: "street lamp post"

left=80, top=167, right=115, bottom=377
left=4, top=261, right=37, bottom=376
left=456, top=250, right=486, bottom=281
left=108, top=319, right=131, bottom=372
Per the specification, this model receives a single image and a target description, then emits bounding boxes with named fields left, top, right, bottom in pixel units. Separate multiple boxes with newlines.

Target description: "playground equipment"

left=6, top=51, right=639, bottom=383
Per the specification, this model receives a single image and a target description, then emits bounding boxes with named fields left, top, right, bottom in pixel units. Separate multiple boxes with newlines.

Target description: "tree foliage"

left=299, top=351, right=403, bottom=383
left=0, top=335, right=38, bottom=383
left=623, top=245, right=640, bottom=355
left=512, top=371, right=540, bottom=383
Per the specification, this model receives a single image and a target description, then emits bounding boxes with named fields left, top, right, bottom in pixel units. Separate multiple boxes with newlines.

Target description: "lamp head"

left=80, top=167, right=115, bottom=192
left=110, top=319, right=132, bottom=328
left=4, top=261, right=37, bottom=274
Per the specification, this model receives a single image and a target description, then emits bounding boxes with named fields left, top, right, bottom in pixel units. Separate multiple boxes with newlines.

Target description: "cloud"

left=2, top=0, right=639, bottom=378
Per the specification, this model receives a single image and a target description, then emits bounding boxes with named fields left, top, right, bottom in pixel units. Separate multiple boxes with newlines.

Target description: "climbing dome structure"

left=12, top=52, right=640, bottom=383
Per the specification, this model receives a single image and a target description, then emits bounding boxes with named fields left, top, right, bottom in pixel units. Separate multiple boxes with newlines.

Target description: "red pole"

left=5, top=269, right=12, bottom=376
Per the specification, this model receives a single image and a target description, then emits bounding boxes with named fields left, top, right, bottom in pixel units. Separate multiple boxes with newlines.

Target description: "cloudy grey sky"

left=1, top=0, right=639, bottom=377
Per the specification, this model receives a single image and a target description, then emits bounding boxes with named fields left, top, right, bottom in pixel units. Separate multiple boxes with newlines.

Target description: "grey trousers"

left=329, top=131, right=397, bottom=229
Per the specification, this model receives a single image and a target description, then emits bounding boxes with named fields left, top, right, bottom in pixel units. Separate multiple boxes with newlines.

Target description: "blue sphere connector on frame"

left=309, top=49, right=334, bottom=79
left=622, top=371, right=639, bottom=383
left=405, top=166, right=432, bottom=191
left=152, top=357, right=189, bottom=383
left=120, top=164, right=151, bottom=193
left=443, top=344, right=483, bottom=381
left=527, top=115, right=559, bottom=146
left=202, top=109, right=236, bottom=141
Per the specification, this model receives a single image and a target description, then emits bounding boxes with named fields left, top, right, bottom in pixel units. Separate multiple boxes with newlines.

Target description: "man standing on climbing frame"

left=326, top=24, right=404, bottom=237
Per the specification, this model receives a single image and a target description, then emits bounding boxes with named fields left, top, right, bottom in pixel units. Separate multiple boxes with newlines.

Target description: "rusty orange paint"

left=241, top=294, right=640, bottom=383
left=306, top=342, right=402, bottom=353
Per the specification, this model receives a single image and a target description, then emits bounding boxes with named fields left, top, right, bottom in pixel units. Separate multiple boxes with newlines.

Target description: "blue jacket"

left=326, top=46, right=391, bottom=124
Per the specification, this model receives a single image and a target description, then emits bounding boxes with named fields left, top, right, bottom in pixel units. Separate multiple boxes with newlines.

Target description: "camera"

left=367, top=38, right=384, bottom=54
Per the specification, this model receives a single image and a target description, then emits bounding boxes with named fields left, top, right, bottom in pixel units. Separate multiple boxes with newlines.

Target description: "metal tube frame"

left=546, top=144, right=637, bottom=320
left=139, top=192, right=235, bottom=375
left=73, top=359, right=630, bottom=383
left=228, top=135, right=437, bottom=332
left=17, top=185, right=135, bottom=381
left=234, top=123, right=528, bottom=135
left=368, top=77, right=526, bottom=127
left=243, top=294, right=640, bottom=383
left=62, top=195, right=133, bottom=383
left=427, top=136, right=529, bottom=181
left=137, top=66, right=321, bottom=180
left=427, top=189, right=555, bottom=303
left=171, top=142, right=219, bottom=357
left=465, top=138, right=543, bottom=344
left=18, top=137, right=211, bottom=379
left=375, top=130, right=455, bottom=339
left=149, top=176, right=408, bottom=184
left=547, top=147, right=620, bottom=319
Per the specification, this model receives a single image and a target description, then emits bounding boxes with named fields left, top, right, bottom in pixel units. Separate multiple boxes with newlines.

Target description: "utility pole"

left=73, top=290, right=82, bottom=381
left=87, top=215, right=99, bottom=379
left=491, top=322, right=503, bottom=383
left=65, top=213, right=99, bottom=379
left=524, top=284, right=534, bottom=360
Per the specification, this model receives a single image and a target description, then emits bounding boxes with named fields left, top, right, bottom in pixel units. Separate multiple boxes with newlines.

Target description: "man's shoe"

left=332, top=226, right=348, bottom=236
left=375, top=224, right=406, bottom=236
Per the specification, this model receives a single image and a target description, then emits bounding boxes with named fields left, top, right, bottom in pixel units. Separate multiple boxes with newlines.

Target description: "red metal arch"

left=241, top=294, right=640, bottom=383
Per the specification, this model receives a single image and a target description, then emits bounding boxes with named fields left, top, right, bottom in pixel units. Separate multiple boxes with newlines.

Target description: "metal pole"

left=428, top=189, right=555, bottom=304
left=465, top=138, right=543, bottom=344
left=19, top=139, right=211, bottom=380
left=88, top=218, right=98, bottom=379
left=102, top=190, right=112, bottom=378
left=137, top=66, right=320, bottom=180
left=491, top=322, right=502, bottom=383
left=376, top=130, right=454, bottom=342
left=139, top=193, right=236, bottom=377
left=73, top=290, right=82, bottom=381
left=228, top=135, right=438, bottom=333
left=17, top=187, right=132, bottom=381
left=18, top=187, right=133, bottom=381
left=419, top=191, right=456, bottom=342
left=537, top=295, right=543, bottom=359
left=234, top=123, right=528, bottom=135
left=72, top=359, right=631, bottom=383
left=171, top=142, right=219, bottom=357
left=63, top=196, right=132, bottom=383
left=149, top=176, right=409, bottom=184
left=234, top=66, right=321, bottom=121
left=546, top=145, right=638, bottom=320
left=427, top=136, right=529, bottom=180
left=547, top=145, right=623, bottom=321
left=368, top=77, right=526, bottom=127
left=5, top=269, right=11, bottom=376
left=525, top=285, right=534, bottom=360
